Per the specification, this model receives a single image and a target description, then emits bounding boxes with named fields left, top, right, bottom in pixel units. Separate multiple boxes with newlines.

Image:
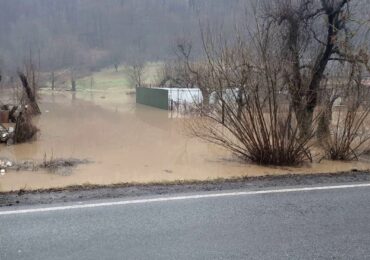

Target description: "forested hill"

left=0, top=0, right=247, bottom=71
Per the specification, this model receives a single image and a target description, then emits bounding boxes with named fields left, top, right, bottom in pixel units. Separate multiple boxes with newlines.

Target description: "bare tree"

left=50, top=71, right=56, bottom=90
left=18, top=71, right=41, bottom=115
left=70, top=69, right=76, bottom=92
left=173, top=0, right=370, bottom=165
left=125, top=61, right=145, bottom=88
left=158, top=60, right=194, bottom=89
left=322, top=63, right=370, bottom=160
left=12, top=70, right=41, bottom=143
left=176, top=22, right=316, bottom=165
left=264, top=0, right=370, bottom=135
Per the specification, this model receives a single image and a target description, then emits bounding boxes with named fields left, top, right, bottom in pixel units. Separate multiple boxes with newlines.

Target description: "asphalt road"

left=1, top=184, right=370, bottom=260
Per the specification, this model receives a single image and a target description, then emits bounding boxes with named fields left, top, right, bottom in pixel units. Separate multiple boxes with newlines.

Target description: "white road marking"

left=1, top=183, right=370, bottom=216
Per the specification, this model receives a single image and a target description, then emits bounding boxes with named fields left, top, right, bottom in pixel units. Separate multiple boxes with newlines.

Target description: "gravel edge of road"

left=1, top=170, right=370, bottom=207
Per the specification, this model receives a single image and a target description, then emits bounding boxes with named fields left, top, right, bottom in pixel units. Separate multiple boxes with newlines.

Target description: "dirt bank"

left=1, top=171, right=369, bottom=207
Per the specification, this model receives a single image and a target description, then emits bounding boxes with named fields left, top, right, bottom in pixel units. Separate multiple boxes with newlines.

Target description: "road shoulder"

left=1, top=171, right=370, bottom=207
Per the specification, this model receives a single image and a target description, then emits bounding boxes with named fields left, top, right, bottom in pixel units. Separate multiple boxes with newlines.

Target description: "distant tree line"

left=0, top=0, right=248, bottom=73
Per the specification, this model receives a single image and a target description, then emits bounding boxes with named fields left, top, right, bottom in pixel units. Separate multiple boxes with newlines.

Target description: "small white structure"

left=161, top=88, right=203, bottom=105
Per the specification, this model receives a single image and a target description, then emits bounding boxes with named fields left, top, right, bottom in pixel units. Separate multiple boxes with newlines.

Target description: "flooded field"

left=1, top=89, right=370, bottom=192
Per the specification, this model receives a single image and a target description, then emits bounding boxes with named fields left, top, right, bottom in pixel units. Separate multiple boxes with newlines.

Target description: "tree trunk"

left=18, top=72, right=41, bottom=115
left=71, top=70, right=76, bottom=91
left=200, top=88, right=209, bottom=106
left=51, top=71, right=55, bottom=90
left=316, top=96, right=335, bottom=144
left=71, top=80, right=76, bottom=91
left=296, top=109, right=313, bottom=137
left=236, top=88, right=245, bottom=120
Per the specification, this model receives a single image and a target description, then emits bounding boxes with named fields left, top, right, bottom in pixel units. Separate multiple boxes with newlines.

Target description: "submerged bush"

left=322, top=66, right=370, bottom=161
left=14, top=111, right=39, bottom=143
left=324, top=108, right=370, bottom=161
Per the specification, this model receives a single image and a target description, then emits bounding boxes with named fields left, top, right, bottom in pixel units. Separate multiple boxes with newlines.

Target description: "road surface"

left=1, top=183, right=370, bottom=259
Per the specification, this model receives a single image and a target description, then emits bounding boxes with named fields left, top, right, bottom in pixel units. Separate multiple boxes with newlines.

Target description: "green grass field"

left=76, top=62, right=162, bottom=91
left=77, top=68, right=130, bottom=91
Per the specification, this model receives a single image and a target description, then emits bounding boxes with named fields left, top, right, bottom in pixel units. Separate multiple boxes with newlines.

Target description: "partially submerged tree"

left=18, top=71, right=41, bottom=115
left=70, top=69, right=76, bottom=92
left=174, top=0, right=370, bottom=165
left=50, top=71, right=57, bottom=90
left=0, top=71, right=42, bottom=144
left=14, top=108, right=39, bottom=143
left=0, top=52, right=41, bottom=145
left=178, top=23, right=315, bottom=165
left=322, top=63, right=370, bottom=160
left=264, top=0, right=370, bottom=135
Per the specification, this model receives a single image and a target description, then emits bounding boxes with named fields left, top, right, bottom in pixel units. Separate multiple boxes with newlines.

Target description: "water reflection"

left=71, top=91, right=76, bottom=104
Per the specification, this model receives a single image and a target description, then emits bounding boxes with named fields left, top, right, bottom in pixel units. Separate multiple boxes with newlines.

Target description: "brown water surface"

left=1, top=90, right=369, bottom=191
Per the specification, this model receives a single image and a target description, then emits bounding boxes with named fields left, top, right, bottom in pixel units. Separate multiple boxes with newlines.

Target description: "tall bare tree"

left=264, top=0, right=370, bottom=134
left=172, top=0, right=370, bottom=165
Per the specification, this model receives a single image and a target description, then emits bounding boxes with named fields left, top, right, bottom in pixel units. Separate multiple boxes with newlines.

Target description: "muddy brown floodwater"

left=1, top=90, right=370, bottom=192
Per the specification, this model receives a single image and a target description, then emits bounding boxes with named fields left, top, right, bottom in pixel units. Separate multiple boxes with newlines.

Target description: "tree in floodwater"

left=263, top=0, right=370, bottom=135
left=173, top=0, right=370, bottom=165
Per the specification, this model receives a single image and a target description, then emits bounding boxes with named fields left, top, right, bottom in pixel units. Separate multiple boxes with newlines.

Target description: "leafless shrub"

left=188, top=102, right=315, bottom=166
left=41, top=153, right=90, bottom=175
left=175, top=0, right=370, bottom=164
left=178, top=21, right=316, bottom=166
left=323, top=64, right=370, bottom=160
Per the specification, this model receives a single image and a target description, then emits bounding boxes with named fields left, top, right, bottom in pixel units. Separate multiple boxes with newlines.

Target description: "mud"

left=1, top=171, right=369, bottom=207
left=1, top=90, right=370, bottom=192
